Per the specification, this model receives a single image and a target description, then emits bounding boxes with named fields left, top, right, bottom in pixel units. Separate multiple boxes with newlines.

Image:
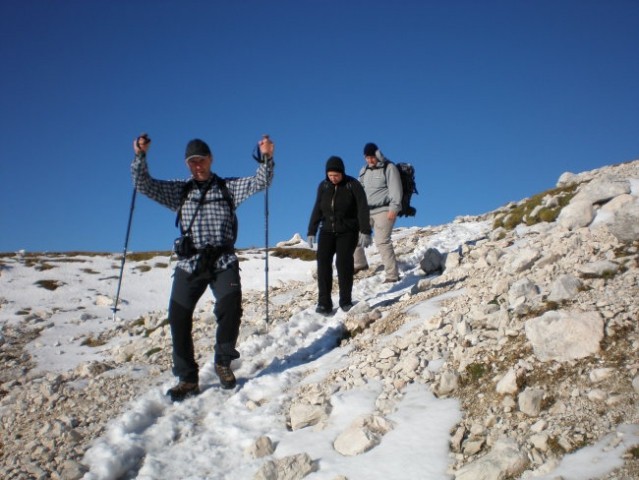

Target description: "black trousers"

left=316, top=230, right=358, bottom=309
left=167, top=261, right=242, bottom=383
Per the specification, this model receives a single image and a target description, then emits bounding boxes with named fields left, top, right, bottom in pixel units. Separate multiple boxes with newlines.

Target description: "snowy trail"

left=81, top=222, right=492, bottom=479
left=83, top=306, right=349, bottom=480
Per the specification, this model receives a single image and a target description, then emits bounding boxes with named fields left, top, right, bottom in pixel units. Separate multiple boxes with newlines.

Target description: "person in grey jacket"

left=353, top=142, right=402, bottom=283
left=131, top=133, right=274, bottom=401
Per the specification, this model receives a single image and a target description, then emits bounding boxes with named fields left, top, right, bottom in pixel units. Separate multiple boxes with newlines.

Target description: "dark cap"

left=325, top=156, right=345, bottom=174
left=185, top=139, right=211, bottom=161
left=363, top=143, right=378, bottom=157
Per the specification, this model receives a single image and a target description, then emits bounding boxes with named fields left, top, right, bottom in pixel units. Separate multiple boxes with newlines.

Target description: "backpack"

left=177, top=176, right=238, bottom=245
left=380, top=161, right=418, bottom=217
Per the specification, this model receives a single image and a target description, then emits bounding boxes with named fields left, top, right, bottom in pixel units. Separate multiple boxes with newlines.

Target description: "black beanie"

left=325, top=156, right=345, bottom=174
left=363, top=142, right=378, bottom=157
left=185, top=139, right=211, bottom=160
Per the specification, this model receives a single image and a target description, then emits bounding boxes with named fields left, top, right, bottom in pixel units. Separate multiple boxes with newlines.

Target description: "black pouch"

left=174, top=235, right=197, bottom=259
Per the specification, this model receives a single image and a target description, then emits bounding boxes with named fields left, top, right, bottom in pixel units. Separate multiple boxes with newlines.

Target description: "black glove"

left=252, top=144, right=266, bottom=163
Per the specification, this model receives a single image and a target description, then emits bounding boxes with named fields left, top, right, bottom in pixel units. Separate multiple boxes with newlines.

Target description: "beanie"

left=325, top=156, right=345, bottom=174
left=185, top=139, right=211, bottom=161
left=363, top=142, right=378, bottom=157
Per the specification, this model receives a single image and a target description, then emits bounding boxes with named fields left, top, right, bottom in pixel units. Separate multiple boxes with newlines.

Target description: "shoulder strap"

left=175, top=179, right=213, bottom=234
left=215, top=176, right=238, bottom=245
left=323, top=179, right=354, bottom=191
left=215, top=176, right=235, bottom=214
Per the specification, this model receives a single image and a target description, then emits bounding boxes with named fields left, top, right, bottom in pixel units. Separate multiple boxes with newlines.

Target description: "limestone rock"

left=333, top=415, right=393, bottom=456
left=525, top=310, right=604, bottom=362
left=253, top=453, right=316, bottom=480
left=454, top=438, right=529, bottom=480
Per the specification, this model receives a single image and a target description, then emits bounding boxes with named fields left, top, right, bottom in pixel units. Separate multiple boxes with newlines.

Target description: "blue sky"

left=1, top=0, right=638, bottom=253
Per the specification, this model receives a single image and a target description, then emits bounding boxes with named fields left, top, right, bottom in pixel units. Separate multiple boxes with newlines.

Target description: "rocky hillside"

left=1, top=159, right=638, bottom=479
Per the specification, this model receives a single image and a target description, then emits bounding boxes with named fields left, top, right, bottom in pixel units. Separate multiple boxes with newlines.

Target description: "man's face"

left=186, top=155, right=212, bottom=181
left=365, top=155, right=377, bottom=167
left=327, top=171, right=343, bottom=184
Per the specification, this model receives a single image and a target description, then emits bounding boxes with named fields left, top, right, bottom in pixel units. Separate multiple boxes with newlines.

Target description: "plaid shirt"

left=131, top=153, right=274, bottom=273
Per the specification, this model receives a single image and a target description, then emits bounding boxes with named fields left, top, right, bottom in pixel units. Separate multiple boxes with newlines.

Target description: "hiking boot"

left=315, top=305, right=333, bottom=316
left=215, top=363, right=237, bottom=389
left=166, top=381, right=200, bottom=402
left=340, top=303, right=354, bottom=312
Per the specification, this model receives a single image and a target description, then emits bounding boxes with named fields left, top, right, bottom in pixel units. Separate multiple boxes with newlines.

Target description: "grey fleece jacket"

left=358, top=156, right=403, bottom=215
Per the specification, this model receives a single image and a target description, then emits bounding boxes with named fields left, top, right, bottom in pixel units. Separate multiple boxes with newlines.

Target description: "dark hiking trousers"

left=168, top=261, right=242, bottom=383
left=316, top=230, right=358, bottom=309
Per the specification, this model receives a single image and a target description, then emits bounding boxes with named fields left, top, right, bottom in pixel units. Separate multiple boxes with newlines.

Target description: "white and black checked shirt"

left=131, top=153, right=274, bottom=273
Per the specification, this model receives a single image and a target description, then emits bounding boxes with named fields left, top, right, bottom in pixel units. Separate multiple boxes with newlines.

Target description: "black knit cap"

left=325, top=156, right=345, bottom=174
left=185, top=139, right=211, bottom=160
left=363, top=142, right=378, bottom=157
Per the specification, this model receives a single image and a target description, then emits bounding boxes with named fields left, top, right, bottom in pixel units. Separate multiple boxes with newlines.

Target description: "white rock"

left=518, top=387, right=545, bottom=417
left=547, top=274, right=582, bottom=302
left=525, top=310, right=604, bottom=362
left=333, top=415, right=393, bottom=457
left=496, top=368, right=520, bottom=396
left=587, top=389, right=608, bottom=402
left=589, top=367, right=614, bottom=383
left=454, top=438, right=529, bottom=480
left=289, top=402, right=330, bottom=431
left=558, top=200, right=595, bottom=230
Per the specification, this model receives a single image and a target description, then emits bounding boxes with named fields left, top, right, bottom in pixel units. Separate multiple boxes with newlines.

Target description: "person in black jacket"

left=307, top=156, right=372, bottom=314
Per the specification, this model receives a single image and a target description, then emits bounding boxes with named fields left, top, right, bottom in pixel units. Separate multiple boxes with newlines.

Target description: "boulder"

left=525, top=310, right=604, bottom=362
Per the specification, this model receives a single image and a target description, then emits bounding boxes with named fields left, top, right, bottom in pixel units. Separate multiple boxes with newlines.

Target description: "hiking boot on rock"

left=215, top=363, right=237, bottom=389
left=166, top=381, right=200, bottom=402
left=315, top=305, right=333, bottom=316
left=340, top=303, right=354, bottom=312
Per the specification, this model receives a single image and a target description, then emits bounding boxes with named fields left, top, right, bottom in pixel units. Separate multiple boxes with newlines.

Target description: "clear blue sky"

left=1, top=0, right=638, bottom=253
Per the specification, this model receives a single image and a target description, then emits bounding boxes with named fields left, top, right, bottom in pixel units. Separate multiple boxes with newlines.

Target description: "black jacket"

left=307, top=175, right=371, bottom=236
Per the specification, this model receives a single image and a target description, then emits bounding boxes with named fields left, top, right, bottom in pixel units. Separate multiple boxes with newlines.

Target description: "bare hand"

left=258, top=134, right=274, bottom=160
left=133, top=133, right=151, bottom=155
left=388, top=210, right=398, bottom=221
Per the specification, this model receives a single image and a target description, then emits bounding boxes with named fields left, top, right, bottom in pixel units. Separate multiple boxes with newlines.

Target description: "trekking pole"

left=263, top=151, right=270, bottom=324
left=112, top=133, right=149, bottom=320
left=112, top=187, right=136, bottom=320
left=254, top=135, right=271, bottom=324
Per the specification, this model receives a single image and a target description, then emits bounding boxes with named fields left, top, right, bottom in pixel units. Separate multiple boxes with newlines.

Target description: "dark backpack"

left=382, top=161, right=418, bottom=217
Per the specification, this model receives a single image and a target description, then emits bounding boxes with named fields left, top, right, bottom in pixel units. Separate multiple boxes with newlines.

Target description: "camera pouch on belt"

left=173, top=235, right=197, bottom=259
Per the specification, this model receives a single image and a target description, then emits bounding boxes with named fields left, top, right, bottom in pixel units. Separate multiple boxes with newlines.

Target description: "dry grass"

left=34, top=279, right=65, bottom=291
left=270, top=247, right=316, bottom=261
left=493, top=184, right=579, bottom=231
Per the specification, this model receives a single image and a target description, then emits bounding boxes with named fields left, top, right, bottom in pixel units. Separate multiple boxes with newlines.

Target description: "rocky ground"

left=1, top=159, right=638, bottom=479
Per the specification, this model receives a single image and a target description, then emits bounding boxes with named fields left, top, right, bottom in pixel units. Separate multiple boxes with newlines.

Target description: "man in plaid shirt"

left=132, top=134, right=275, bottom=401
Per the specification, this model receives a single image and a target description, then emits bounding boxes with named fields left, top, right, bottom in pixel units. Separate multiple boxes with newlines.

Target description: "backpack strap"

left=175, top=179, right=213, bottom=234
left=215, top=176, right=238, bottom=245
left=215, top=176, right=235, bottom=215
left=322, top=179, right=353, bottom=191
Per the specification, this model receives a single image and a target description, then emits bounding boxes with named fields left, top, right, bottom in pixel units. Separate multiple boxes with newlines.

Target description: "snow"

left=1, top=220, right=637, bottom=479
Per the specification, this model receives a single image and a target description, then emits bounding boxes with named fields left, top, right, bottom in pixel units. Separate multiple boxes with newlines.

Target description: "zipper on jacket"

left=331, top=184, right=337, bottom=231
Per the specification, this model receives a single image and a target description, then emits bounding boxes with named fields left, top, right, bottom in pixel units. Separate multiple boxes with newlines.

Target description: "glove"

left=252, top=135, right=273, bottom=163
left=358, top=233, right=372, bottom=248
left=307, top=235, right=315, bottom=249
left=252, top=144, right=265, bottom=163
